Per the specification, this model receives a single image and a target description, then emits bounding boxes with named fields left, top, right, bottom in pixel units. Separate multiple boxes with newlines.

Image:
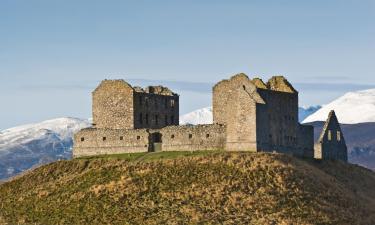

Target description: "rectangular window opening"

left=328, top=130, right=332, bottom=141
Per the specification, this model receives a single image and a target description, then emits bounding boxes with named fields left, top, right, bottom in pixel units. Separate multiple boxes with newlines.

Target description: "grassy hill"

left=0, top=151, right=375, bottom=225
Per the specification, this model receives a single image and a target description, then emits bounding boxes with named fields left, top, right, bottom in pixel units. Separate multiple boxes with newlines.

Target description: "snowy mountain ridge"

left=303, top=88, right=375, bottom=124
left=179, top=106, right=321, bottom=125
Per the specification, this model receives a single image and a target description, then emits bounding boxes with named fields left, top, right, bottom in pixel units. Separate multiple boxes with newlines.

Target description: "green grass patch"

left=75, top=150, right=224, bottom=162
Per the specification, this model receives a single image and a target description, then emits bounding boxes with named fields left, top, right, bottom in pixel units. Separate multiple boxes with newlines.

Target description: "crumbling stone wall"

left=133, top=87, right=179, bottom=129
left=160, top=124, right=226, bottom=151
left=93, top=80, right=135, bottom=129
left=314, top=111, right=348, bottom=161
left=92, top=80, right=179, bottom=130
left=213, top=73, right=264, bottom=126
left=297, top=124, right=314, bottom=158
left=73, top=128, right=149, bottom=157
left=213, top=74, right=265, bottom=151
left=257, top=83, right=299, bottom=154
left=73, top=124, right=226, bottom=157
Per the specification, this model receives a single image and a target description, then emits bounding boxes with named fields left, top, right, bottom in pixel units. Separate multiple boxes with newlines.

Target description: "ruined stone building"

left=73, top=73, right=347, bottom=162
left=314, top=110, right=348, bottom=161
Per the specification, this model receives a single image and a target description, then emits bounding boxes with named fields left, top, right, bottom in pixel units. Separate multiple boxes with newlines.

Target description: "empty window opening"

left=242, top=85, right=246, bottom=90
left=171, top=134, right=175, bottom=139
left=137, top=136, right=141, bottom=140
left=189, top=134, right=193, bottom=139
left=120, top=136, right=124, bottom=140
left=206, top=134, right=210, bottom=138
left=81, top=137, right=85, bottom=142
left=328, top=130, right=332, bottom=141
left=337, top=131, right=341, bottom=141
left=103, top=137, right=107, bottom=141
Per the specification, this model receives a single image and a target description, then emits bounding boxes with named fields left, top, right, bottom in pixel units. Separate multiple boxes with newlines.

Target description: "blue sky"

left=0, top=0, right=374, bottom=129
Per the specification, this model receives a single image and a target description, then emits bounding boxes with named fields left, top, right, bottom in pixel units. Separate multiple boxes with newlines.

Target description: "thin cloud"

left=12, top=78, right=375, bottom=94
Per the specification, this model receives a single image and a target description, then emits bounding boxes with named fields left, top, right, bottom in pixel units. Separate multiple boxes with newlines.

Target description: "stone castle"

left=73, top=73, right=347, bottom=161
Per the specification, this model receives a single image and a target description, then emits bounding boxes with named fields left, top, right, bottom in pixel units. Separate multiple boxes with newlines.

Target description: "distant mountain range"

left=0, top=118, right=90, bottom=180
left=1, top=88, right=375, bottom=180
left=179, top=106, right=321, bottom=125
left=303, top=88, right=375, bottom=124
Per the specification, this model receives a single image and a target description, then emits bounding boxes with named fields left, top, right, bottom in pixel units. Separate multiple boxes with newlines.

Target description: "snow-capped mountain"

left=299, top=106, right=321, bottom=122
left=180, top=107, right=213, bottom=125
left=180, top=106, right=320, bottom=125
left=0, top=118, right=90, bottom=180
left=303, top=89, right=375, bottom=124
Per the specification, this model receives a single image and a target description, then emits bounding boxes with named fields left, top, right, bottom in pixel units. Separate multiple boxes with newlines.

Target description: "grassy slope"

left=0, top=151, right=375, bottom=225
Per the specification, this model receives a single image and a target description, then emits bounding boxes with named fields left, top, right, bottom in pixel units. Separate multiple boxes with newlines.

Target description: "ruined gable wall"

left=315, top=115, right=348, bottom=161
left=73, top=128, right=149, bottom=157
left=133, top=92, right=179, bottom=129
left=225, top=87, right=258, bottom=151
left=160, top=124, right=226, bottom=151
left=93, top=80, right=135, bottom=129
left=213, top=73, right=257, bottom=125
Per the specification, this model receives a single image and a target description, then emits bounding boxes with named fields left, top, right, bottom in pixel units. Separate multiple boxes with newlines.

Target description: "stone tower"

left=212, top=73, right=311, bottom=154
left=314, top=110, right=348, bottom=161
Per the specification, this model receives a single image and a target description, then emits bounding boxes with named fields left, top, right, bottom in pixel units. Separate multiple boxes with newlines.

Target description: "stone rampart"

left=159, top=124, right=226, bottom=151
left=73, top=128, right=149, bottom=157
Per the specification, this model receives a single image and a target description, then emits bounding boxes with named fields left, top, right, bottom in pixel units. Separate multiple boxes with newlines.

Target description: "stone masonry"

left=314, top=110, right=348, bottom=162
left=73, top=73, right=347, bottom=161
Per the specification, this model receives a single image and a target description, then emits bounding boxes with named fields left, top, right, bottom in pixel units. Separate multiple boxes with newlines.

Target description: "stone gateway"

left=73, top=73, right=347, bottom=162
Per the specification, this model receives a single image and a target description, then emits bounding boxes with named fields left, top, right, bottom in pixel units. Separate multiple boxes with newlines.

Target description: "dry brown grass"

left=0, top=151, right=374, bottom=225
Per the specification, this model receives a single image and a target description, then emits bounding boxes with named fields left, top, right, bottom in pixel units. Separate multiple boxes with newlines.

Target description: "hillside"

left=1, top=152, right=375, bottom=225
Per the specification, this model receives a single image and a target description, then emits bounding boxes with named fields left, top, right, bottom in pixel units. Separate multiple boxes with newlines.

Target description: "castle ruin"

left=73, top=73, right=347, bottom=161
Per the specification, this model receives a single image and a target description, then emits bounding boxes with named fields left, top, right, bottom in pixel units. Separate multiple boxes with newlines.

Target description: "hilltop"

left=1, top=151, right=375, bottom=225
